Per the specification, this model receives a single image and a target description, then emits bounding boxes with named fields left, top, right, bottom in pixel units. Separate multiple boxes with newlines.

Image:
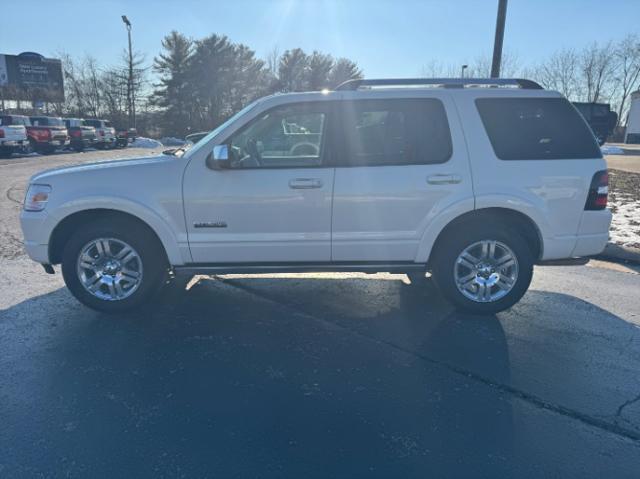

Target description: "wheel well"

left=430, top=208, right=542, bottom=263
left=48, top=209, right=168, bottom=265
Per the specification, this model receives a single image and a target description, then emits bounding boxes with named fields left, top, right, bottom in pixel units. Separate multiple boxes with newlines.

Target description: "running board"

left=174, top=262, right=426, bottom=276
left=537, top=257, right=590, bottom=266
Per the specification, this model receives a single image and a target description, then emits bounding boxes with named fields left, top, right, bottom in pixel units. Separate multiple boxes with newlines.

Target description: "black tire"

left=431, top=223, right=534, bottom=314
left=0, top=146, right=11, bottom=159
left=73, top=143, right=85, bottom=152
left=41, top=144, right=56, bottom=155
left=61, top=218, right=168, bottom=313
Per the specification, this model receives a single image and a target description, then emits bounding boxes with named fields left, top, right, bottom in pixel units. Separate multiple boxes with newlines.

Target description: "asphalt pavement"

left=1, top=149, right=640, bottom=477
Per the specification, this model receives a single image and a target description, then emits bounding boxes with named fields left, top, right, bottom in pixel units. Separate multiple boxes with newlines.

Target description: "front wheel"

left=432, top=225, right=533, bottom=314
left=61, top=218, right=168, bottom=313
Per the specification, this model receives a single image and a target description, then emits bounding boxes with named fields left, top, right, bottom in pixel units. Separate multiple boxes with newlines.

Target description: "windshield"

left=83, top=119, right=101, bottom=128
left=184, top=99, right=262, bottom=159
left=30, top=117, right=64, bottom=127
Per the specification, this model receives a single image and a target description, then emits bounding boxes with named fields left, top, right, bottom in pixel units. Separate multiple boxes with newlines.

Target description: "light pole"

left=490, top=0, right=508, bottom=78
left=461, top=64, right=468, bottom=79
left=121, top=15, right=135, bottom=128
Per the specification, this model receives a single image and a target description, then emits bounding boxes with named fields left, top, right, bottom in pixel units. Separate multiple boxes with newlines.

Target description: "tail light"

left=0, top=129, right=4, bottom=138
left=585, top=170, right=608, bottom=210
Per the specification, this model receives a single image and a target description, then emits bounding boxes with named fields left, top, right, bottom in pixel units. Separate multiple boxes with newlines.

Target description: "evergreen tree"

left=152, top=31, right=194, bottom=136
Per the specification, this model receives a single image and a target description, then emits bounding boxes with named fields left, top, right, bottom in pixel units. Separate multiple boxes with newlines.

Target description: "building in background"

left=625, top=91, right=640, bottom=144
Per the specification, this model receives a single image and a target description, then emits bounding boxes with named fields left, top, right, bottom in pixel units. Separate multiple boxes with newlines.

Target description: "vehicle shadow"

left=0, top=276, right=638, bottom=477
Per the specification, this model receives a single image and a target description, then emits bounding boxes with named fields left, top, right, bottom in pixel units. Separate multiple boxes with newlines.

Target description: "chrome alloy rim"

left=76, top=238, right=143, bottom=301
left=453, top=240, right=519, bottom=303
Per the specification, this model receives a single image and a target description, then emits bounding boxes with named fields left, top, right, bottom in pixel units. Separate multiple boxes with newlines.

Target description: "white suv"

left=20, top=78, right=612, bottom=314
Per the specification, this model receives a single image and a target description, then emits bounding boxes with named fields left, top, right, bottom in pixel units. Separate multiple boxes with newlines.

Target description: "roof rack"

left=335, top=78, right=544, bottom=91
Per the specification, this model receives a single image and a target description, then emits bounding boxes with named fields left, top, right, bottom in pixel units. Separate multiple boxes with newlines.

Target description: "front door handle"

left=289, top=178, right=323, bottom=189
left=427, top=174, right=462, bottom=185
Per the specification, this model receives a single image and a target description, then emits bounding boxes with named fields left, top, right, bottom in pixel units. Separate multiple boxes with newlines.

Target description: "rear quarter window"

left=476, top=97, right=602, bottom=160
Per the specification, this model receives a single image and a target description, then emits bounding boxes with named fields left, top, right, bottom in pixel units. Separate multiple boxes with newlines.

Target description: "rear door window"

left=476, top=97, right=601, bottom=160
left=336, top=99, right=452, bottom=167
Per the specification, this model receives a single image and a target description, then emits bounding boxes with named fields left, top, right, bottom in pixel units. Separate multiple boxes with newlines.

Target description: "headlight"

left=24, top=184, right=52, bottom=212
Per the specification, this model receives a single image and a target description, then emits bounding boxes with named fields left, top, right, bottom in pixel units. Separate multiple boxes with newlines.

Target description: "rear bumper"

left=571, top=210, right=612, bottom=257
left=541, top=210, right=612, bottom=260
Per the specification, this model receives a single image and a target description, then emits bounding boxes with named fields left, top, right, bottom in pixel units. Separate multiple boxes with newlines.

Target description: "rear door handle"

left=289, top=178, right=324, bottom=189
left=427, top=174, right=462, bottom=185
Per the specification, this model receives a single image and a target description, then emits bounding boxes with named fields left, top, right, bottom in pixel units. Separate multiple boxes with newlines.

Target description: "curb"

left=596, top=243, right=640, bottom=265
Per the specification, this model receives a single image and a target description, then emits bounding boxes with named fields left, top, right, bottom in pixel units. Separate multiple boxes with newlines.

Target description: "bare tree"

left=613, top=34, right=640, bottom=125
left=266, top=45, right=280, bottom=76
left=470, top=51, right=520, bottom=78
left=533, top=49, right=579, bottom=99
left=580, top=41, right=615, bottom=103
left=420, top=60, right=459, bottom=78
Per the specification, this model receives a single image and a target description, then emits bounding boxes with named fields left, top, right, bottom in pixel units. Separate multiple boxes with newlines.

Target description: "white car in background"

left=0, top=115, right=28, bottom=158
left=82, top=119, right=116, bottom=149
left=20, top=78, right=611, bottom=314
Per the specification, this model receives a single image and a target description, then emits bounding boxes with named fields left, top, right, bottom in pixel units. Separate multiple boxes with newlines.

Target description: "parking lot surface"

left=1, top=150, right=640, bottom=477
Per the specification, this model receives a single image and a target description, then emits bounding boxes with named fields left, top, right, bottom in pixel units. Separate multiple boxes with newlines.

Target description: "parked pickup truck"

left=83, top=119, right=116, bottom=149
left=116, top=127, right=137, bottom=148
left=0, top=114, right=29, bottom=158
left=64, top=118, right=97, bottom=152
left=29, top=116, right=69, bottom=154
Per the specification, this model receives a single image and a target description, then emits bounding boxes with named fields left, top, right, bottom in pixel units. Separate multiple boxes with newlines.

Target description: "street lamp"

left=461, top=64, right=468, bottom=79
left=121, top=15, right=135, bottom=128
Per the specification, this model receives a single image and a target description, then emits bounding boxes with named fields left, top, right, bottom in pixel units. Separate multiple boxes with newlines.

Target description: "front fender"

left=47, top=196, right=187, bottom=265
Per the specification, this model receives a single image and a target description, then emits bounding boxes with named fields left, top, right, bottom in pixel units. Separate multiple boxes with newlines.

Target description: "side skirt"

left=173, top=262, right=427, bottom=276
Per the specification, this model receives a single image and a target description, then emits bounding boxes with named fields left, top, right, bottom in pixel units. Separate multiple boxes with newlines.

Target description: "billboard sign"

left=0, top=52, right=64, bottom=101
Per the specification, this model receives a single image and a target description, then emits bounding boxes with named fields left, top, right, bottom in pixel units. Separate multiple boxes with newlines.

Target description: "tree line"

left=151, top=32, right=363, bottom=137
left=50, top=31, right=362, bottom=136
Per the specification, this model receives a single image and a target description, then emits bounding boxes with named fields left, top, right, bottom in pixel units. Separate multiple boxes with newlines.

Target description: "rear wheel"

left=432, top=224, right=533, bottom=314
left=61, top=218, right=168, bottom=313
left=0, top=146, right=12, bottom=159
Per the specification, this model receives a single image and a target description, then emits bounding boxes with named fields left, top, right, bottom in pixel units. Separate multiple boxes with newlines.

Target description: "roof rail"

left=335, top=78, right=544, bottom=91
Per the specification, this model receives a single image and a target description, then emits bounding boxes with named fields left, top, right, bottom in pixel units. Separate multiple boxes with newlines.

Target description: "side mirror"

left=206, top=144, right=230, bottom=170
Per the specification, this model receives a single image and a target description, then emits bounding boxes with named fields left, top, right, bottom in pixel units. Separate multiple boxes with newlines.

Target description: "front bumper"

left=1, top=139, right=27, bottom=146
left=20, top=211, right=51, bottom=264
left=23, top=240, right=50, bottom=264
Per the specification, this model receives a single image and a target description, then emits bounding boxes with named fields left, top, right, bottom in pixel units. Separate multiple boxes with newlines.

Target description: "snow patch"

left=601, top=145, right=625, bottom=155
left=129, top=137, right=163, bottom=149
left=161, top=137, right=186, bottom=146
left=609, top=196, right=640, bottom=249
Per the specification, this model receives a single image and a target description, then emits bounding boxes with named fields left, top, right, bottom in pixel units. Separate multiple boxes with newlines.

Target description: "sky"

left=1, top=0, right=639, bottom=78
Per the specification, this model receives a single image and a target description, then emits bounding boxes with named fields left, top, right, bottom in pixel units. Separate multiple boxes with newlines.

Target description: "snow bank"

left=601, top=145, right=625, bottom=155
left=609, top=196, right=640, bottom=249
left=130, top=137, right=163, bottom=149
left=161, top=137, right=186, bottom=146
